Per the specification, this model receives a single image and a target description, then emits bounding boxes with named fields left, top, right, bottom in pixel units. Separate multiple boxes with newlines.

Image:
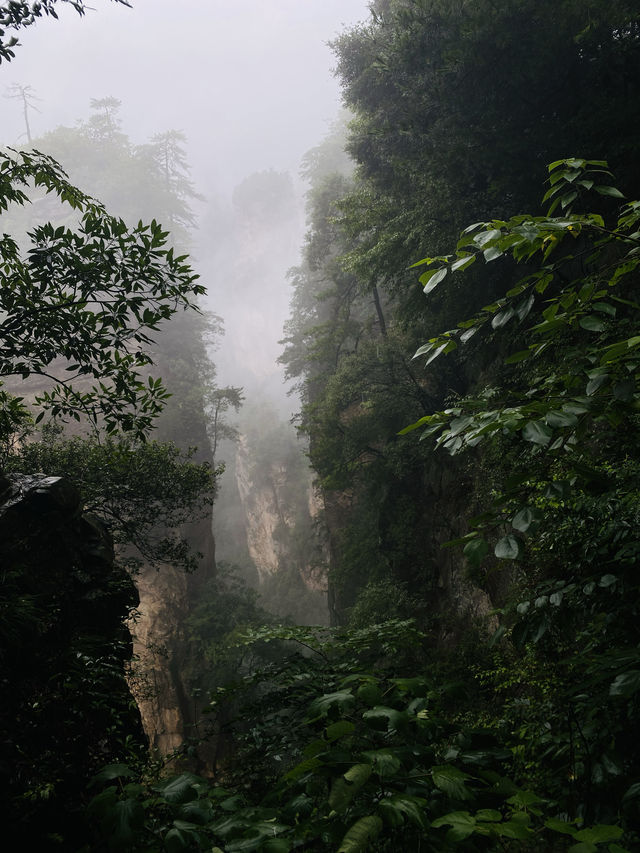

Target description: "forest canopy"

left=3, top=0, right=640, bottom=851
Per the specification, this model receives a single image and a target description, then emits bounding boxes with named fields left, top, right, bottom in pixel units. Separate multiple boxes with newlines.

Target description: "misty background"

left=1, top=0, right=368, bottom=384
left=1, top=0, right=369, bottom=605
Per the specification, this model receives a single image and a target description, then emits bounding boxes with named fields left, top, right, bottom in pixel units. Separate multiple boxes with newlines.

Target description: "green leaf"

left=505, top=349, right=532, bottom=364
left=545, top=817, right=577, bottom=836
left=484, top=245, right=504, bottom=262
left=494, top=535, right=523, bottom=560
left=90, top=764, right=136, bottom=787
left=432, top=811, right=476, bottom=841
left=463, top=536, right=489, bottom=565
left=476, top=809, right=502, bottom=822
left=609, top=670, right=640, bottom=698
left=153, top=773, right=201, bottom=804
left=262, top=840, right=291, bottom=853
left=592, top=301, right=617, bottom=316
left=579, top=315, right=606, bottom=332
left=545, top=410, right=578, bottom=428
left=165, top=825, right=199, bottom=853
left=431, top=765, right=474, bottom=800
left=522, top=420, right=553, bottom=445
left=497, top=816, right=534, bottom=840
left=420, top=267, right=448, bottom=294
left=111, top=798, right=144, bottom=848
left=326, top=720, right=356, bottom=740
left=329, top=764, right=372, bottom=812
left=574, top=825, right=623, bottom=844
left=594, top=185, right=624, bottom=198
left=511, top=507, right=539, bottom=533
left=492, top=307, right=515, bottom=328
left=362, top=749, right=402, bottom=778
left=489, top=624, right=507, bottom=647
left=378, top=794, right=428, bottom=829
left=307, top=690, right=355, bottom=719
left=362, top=706, right=408, bottom=732
left=586, top=373, right=609, bottom=395
left=451, top=254, right=475, bottom=272
left=337, top=816, right=383, bottom=853
left=507, top=790, right=545, bottom=810
left=622, top=781, right=640, bottom=806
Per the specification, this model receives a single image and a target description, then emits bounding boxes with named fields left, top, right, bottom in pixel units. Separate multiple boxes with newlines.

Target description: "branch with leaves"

left=0, top=147, right=205, bottom=440
left=402, top=159, right=640, bottom=562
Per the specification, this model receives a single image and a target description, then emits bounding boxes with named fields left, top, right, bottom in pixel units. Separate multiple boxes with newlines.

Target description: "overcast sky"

left=2, top=0, right=370, bottom=192
left=1, top=0, right=373, bottom=417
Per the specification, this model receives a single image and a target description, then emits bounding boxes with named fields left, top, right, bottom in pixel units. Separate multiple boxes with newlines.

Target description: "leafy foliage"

left=87, top=619, right=640, bottom=850
left=6, top=429, right=219, bottom=571
left=0, top=147, right=204, bottom=440
left=0, top=0, right=131, bottom=63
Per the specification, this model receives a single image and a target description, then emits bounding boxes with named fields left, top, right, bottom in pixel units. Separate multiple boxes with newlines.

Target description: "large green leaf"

left=545, top=817, right=577, bottom=836
left=496, top=814, right=534, bottom=840
left=165, top=825, right=200, bottom=853
left=307, top=690, right=355, bottom=719
left=90, top=764, right=136, bottom=787
left=494, top=535, right=523, bottom=560
left=574, top=824, right=623, bottom=843
left=420, top=266, right=448, bottom=294
left=431, top=765, right=474, bottom=800
left=337, top=816, right=383, bottom=853
left=111, top=798, right=144, bottom=849
left=153, top=773, right=203, bottom=804
left=545, top=409, right=578, bottom=428
left=432, top=810, right=476, bottom=841
left=362, top=748, right=402, bottom=778
left=362, top=706, right=408, bottom=732
left=329, top=763, right=372, bottom=812
left=609, top=670, right=640, bottom=697
left=262, top=840, right=291, bottom=853
left=511, top=507, right=539, bottom=533
left=378, top=794, right=428, bottom=829
left=579, top=315, right=606, bottom=332
left=464, top=536, right=489, bottom=565
left=522, top=420, right=553, bottom=445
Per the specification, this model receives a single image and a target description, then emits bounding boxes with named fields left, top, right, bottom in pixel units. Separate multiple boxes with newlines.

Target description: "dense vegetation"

left=2, top=0, right=640, bottom=851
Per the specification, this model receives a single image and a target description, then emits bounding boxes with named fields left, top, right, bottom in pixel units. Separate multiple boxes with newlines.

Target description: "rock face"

left=128, top=511, right=216, bottom=762
left=235, top=435, right=293, bottom=582
left=213, top=421, right=329, bottom=624
left=233, top=432, right=329, bottom=596
left=0, top=472, right=143, bottom=846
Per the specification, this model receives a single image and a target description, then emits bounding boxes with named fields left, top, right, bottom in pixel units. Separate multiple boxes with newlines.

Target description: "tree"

left=282, top=0, right=640, bottom=624
left=6, top=430, right=219, bottom=572
left=399, top=160, right=640, bottom=826
left=0, top=147, right=205, bottom=443
left=4, top=82, right=41, bottom=142
left=403, top=158, right=640, bottom=533
left=136, top=130, right=204, bottom=238
left=0, top=0, right=130, bottom=63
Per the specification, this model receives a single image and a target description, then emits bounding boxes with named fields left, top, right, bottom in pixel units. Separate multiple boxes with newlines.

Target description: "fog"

left=2, top=0, right=370, bottom=403
left=2, top=0, right=367, bottom=190
left=2, top=0, right=371, bottom=596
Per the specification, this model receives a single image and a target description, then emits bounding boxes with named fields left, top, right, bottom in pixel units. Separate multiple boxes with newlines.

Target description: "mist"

left=2, top=0, right=370, bottom=607
left=2, top=0, right=370, bottom=395
left=2, top=0, right=367, bottom=190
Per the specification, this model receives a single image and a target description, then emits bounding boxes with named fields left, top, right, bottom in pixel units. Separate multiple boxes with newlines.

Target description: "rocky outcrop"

left=235, top=435, right=290, bottom=581
left=234, top=433, right=328, bottom=592
left=128, top=511, right=216, bottom=762
left=0, top=473, right=143, bottom=846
